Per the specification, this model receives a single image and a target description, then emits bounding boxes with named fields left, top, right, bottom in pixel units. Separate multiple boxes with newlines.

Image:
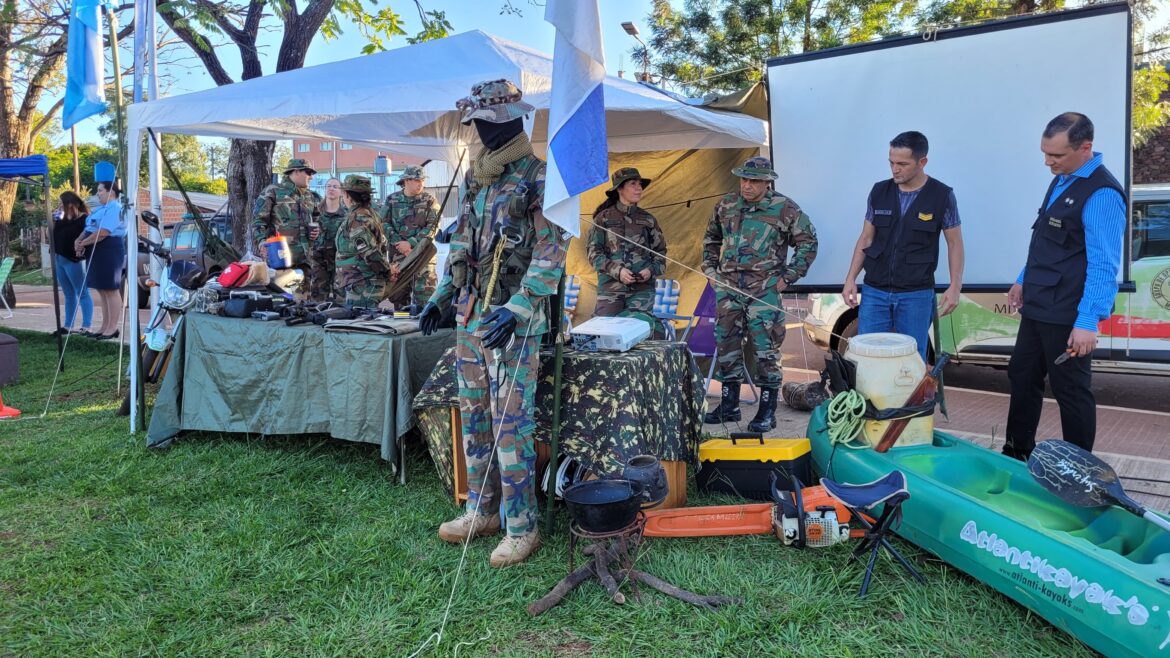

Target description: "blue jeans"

left=55, top=257, right=93, bottom=331
left=858, top=284, right=935, bottom=361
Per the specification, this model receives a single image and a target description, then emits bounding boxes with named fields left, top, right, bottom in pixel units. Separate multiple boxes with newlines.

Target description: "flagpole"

left=71, top=127, right=80, bottom=193
left=106, top=4, right=131, bottom=414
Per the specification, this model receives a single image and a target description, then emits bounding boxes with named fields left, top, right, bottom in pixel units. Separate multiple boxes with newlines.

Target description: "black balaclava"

left=473, top=118, right=524, bottom=151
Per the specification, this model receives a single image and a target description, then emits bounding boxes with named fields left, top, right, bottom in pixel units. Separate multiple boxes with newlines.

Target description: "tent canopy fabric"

left=125, top=30, right=766, bottom=162
left=0, top=155, right=50, bottom=182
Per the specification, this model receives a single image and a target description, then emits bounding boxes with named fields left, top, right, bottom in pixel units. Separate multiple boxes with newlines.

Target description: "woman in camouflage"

left=587, top=167, right=666, bottom=330
left=333, top=175, right=390, bottom=308
left=310, top=177, right=347, bottom=300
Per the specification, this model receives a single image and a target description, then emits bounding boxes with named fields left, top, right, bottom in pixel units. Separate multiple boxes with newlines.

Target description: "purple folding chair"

left=684, top=284, right=758, bottom=403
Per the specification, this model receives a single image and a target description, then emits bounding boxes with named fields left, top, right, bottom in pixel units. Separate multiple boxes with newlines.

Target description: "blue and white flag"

left=63, top=0, right=108, bottom=129
left=543, top=0, right=608, bottom=237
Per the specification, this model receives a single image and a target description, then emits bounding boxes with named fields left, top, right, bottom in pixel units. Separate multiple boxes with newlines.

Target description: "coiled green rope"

left=826, top=389, right=868, bottom=447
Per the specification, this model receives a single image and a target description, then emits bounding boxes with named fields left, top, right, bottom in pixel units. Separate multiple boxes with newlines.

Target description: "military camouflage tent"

left=123, top=32, right=768, bottom=425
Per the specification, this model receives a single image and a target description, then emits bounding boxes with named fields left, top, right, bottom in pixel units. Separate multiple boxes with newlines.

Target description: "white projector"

left=569, top=316, right=652, bottom=352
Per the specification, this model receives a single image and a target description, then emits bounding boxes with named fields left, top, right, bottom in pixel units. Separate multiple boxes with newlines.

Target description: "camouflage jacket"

left=702, top=190, right=818, bottom=290
left=587, top=202, right=667, bottom=292
left=430, top=153, right=569, bottom=337
left=380, top=190, right=440, bottom=265
left=252, top=177, right=322, bottom=261
left=334, top=206, right=390, bottom=286
left=315, top=201, right=348, bottom=251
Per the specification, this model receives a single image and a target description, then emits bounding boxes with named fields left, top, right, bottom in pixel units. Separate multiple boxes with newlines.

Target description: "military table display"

left=147, top=313, right=453, bottom=477
left=412, top=341, right=704, bottom=497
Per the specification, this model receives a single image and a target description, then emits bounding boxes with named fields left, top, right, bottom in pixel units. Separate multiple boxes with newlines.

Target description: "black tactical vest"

left=862, top=177, right=952, bottom=292
left=1021, top=164, right=1124, bottom=325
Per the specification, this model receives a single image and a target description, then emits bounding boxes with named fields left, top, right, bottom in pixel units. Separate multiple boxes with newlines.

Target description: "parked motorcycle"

left=118, top=211, right=208, bottom=416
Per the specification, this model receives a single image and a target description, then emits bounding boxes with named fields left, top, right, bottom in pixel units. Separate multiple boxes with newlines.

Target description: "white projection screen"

left=767, top=4, right=1131, bottom=291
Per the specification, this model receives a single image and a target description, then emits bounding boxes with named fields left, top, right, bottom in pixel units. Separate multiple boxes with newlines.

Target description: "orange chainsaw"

left=643, top=473, right=864, bottom=548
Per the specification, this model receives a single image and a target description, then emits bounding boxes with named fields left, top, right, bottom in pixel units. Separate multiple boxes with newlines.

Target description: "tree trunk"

left=226, top=138, right=275, bottom=253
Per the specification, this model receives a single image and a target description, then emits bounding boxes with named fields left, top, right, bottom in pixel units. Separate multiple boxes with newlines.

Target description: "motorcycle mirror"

left=141, top=210, right=160, bottom=230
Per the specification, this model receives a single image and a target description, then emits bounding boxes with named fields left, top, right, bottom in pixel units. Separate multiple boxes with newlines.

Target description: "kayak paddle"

left=1027, top=439, right=1170, bottom=534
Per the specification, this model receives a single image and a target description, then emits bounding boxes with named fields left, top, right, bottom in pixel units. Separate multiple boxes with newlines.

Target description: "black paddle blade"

left=1027, top=440, right=1144, bottom=516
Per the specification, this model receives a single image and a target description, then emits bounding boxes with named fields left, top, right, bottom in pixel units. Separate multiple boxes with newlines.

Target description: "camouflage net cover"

left=414, top=341, right=703, bottom=494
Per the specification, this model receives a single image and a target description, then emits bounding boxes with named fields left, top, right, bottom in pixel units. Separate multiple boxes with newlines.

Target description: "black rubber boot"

left=703, top=382, right=741, bottom=423
left=748, top=386, right=779, bottom=433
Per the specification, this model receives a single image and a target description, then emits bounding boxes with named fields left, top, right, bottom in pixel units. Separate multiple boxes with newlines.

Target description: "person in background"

left=333, top=175, right=390, bottom=308
left=701, top=157, right=819, bottom=432
left=53, top=191, right=94, bottom=336
left=74, top=180, right=125, bottom=340
left=841, top=130, right=964, bottom=363
left=252, top=159, right=322, bottom=293
left=381, top=165, right=440, bottom=311
left=311, top=177, right=346, bottom=300
left=586, top=167, right=667, bottom=331
left=1002, top=112, right=1126, bottom=460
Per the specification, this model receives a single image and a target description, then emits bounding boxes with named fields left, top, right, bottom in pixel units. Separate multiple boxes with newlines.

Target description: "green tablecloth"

left=147, top=313, right=453, bottom=472
left=412, top=341, right=705, bottom=495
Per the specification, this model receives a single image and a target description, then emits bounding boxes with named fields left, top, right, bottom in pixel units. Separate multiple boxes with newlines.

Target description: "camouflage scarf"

left=472, top=132, right=533, bottom=187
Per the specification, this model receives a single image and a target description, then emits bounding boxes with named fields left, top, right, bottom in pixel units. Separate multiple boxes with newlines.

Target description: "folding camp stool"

left=820, top=471, right=924, bottom=597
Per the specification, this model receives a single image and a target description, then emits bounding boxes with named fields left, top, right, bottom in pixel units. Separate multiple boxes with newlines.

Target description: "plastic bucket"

left=844, top=332, right=932, bottom=447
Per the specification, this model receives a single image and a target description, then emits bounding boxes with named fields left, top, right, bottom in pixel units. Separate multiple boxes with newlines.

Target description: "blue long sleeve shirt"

left=1016, top=153, right=1126, bottom=331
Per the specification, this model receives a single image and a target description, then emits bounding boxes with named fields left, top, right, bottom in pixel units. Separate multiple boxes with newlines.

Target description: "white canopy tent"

left=123, top=30, right=768, bottom=431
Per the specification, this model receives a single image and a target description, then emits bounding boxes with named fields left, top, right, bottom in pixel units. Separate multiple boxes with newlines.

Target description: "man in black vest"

left=1002, top=113, right=1127, bottom=460
left=842, top=131, right=964, bottom=362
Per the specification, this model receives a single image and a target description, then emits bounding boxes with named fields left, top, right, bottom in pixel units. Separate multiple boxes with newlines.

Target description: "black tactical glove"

left=481, top=307, right=518, bottom=350
left=418, top=302, right=442, bottom=335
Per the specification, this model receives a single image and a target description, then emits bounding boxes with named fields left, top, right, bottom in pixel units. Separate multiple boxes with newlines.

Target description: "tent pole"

left=544, top=274, right=566, bottom=536
left=45, top=177, right=65, bottom=371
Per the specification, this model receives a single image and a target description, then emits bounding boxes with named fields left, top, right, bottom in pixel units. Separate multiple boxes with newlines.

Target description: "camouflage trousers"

left=713, top=287, right=786, bottom=387
left=309, top=245, right=337, bottom=301
left=336, top=267, right=387, bottom=309
left=455, top=329, right=540, bottom=536
left=409, top=264, right=436, bottom=311
left=594, top=285, right=658, bottom=334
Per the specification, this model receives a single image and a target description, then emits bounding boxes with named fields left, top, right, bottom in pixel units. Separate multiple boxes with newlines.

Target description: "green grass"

left=8, top=267, right=55, bottom=287
left=0, top=330, right=1099, bottom=657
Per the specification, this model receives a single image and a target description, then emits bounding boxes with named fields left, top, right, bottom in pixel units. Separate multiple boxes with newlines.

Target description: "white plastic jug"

left=844, top=332, right=932, bottom=448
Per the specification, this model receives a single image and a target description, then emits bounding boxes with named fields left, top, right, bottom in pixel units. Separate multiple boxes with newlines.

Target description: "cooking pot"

left=563, top=479, right=646, bottom=533
left=623, top=455, right=668, bottom=507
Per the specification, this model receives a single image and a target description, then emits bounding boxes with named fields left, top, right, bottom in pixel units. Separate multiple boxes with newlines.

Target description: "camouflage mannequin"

left=587, top=167, right=667, bottom=331
left=334, top=175, right=390, bottom=308
left=381, top=164, right=440, bottom=310
left=419, top=79, right=569, bottom=568
left=701, top=157, right=819, bottom=432
left=310, top=177, right=347, bottom=301
left=252, top=158, right=322, bottom=292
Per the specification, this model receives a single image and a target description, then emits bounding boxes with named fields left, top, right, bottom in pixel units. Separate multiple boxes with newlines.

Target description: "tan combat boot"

left=437, top=509, right=500, bottom=544
left=489, top=530, right=541, bottom=568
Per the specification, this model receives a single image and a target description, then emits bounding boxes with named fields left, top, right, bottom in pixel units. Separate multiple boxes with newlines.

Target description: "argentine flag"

left=63, top=0, right=109, bottom=129
left=543, top=0, right=608, bottom=237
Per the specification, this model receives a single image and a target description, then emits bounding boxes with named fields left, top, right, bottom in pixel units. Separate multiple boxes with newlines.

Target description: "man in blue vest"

left=842, top=131, right=964, bottom=362
left=1001, top=113, right=1126, bottom=460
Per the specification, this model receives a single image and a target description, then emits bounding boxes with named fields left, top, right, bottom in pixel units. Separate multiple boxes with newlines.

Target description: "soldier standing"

left=310, top=177, right=347, bottom=301
left=701, top=157, right=819, bottom=432
left=334, top=175, right=390, bottom=308
left=381, top=165, right=441, bottom=310
left=252, top=158, right=322, bottom=293
left=587, top=167, right=666, bottom=330
left=418, top=79, right=568, bottom=568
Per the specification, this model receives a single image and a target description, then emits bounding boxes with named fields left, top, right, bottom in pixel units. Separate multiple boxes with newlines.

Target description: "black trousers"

left=1005, top=316, right=1096, bottom=454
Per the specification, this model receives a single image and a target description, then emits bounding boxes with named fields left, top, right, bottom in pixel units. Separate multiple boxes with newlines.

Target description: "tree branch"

left=158, top=4, right=234, bottom=85
left=31, top=97, right=64, bottom=141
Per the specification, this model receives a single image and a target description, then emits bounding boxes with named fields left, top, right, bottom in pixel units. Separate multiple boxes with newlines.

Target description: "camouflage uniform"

left=381, top=165, right=440, bottom=307
left=252, top=159, right=322, bottom=285
left=311, top=201, right=348, bottom=301
left=702, top=159, right=818, bottom=388
left=587, top=168, right=666, bottom=329
left=430, top=79, right=567, bottom=539
left=334, top=176, right=390, bottom=308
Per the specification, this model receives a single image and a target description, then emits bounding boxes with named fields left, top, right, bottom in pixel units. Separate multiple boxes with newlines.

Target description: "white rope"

left=407, top=318, right=535, bottom=658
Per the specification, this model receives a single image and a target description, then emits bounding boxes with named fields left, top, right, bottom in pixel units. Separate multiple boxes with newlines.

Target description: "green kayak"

left=808, top=405, right=1170, bottom=658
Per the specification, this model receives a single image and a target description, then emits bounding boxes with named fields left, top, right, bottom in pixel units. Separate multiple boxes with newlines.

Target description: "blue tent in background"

left=0, top=153, right=66, bottom=362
